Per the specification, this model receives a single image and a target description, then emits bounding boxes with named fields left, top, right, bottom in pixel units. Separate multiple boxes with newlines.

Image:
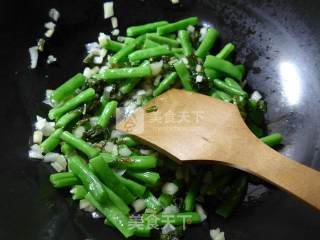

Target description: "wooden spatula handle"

left=230, top=139, right=320, bottom=210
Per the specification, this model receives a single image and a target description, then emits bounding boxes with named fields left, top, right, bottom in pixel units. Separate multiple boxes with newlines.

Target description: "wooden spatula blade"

left=117, top=89, right=320, bottom=210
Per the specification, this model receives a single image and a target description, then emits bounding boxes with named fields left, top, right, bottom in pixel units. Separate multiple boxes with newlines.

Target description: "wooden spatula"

left=116, top=89, right=320, bottom=210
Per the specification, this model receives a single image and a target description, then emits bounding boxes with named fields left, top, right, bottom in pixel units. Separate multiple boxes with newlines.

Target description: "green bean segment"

left=153, top=72, right=178, bottom=96
left=60, top=131, right=100, bottom=158
left=40, top=128, right=63, bottom=153
left=90, top=155, right=136, bottom=204
left=127, top=20, right=169, bottom=37
left=216, top=43, right=235, bottom=59
left=157, top=17, right=199, bottom=35
left=204, top=55, right=244, bottom=81
left=178, top=30, right=193, bottom=56
left=68, top=155, right=107, bottom=203
left=110, top=155, right=158, bottom=170
left=174, top=61, right=194, bottom=91
left=50, top=172, right=80, bottom=188
left=51, top=73, right=86, bottom=103
left=126, top=171, right=160, bottom=186
left=129, top=45, right=172, bottom=62
left=146, top=33, right=180, bottom=47
left=195, top=28, right=219, bottom=59
left=56, top=109, right=81, bottom=128
left=97, top=100, right=118, bottom=128
left=48, top=88, right=95, bottom=120
left=98, top=65, right=152, bottom=81
left=102, top=39, right=124, bottom=52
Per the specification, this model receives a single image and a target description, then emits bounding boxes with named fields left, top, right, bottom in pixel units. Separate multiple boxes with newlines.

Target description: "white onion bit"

left=210, top=228, right=225, bottom=240
left=111, top=17, right=118, bottom=28
left=45, top=29, right=55, bottom=38
left=111, top=130, right=125, bottom=139
left=118, top=145, right=132, bottom=157
left=132, top=199, right=146, bottom=212
left=79, top=199, right=95, bottom=212
left=162, top=223, right=176, bottom=234
left=48, top=8, right=60, bottom=22
left=47, top=55, right=57, bottom=64
left=171, top=0, right=180, bottom=4
left=150, top=61, right=163, bottom=76
left=111, top=29, right=120, bottom=36
left=162, top=205, right=179, bottom=214
left=29, top=46, right=39, bottom=69
left=162, top=182, right=179, bottom=195
left=44, top=21, right=56, bottom=30
left=250, top=90, right=262, bottom=102
left=103, top=2, right=114, bottom=19
left=33, top=130, right=43, bottom=144
left=196, top=204, right=207, bottom=222
left=28, top=144, right=44, bottom=159
left=72, top=126, right=86, bottom=139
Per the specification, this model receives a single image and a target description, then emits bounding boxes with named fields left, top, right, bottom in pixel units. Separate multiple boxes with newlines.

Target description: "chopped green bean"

left=110, top=35, right=145, bottom=64
left=60, top=142, right=75, bottom=156
left=126, top=171, right=160, bottom=187
left=204, top=55, right=243, bottom=81
left=48, top=88, right=96, bottom=120
left=247, top=120, right=265, bottom=138
left=102, top=39, right=124, bottom=52
left=145, top=191, right=162, bottom=213
left=143, top=39, right=161, bottom=49
left=195, top=28, right=219, bottom=59
left=211, top=90, right=233, bottom=103
left=110, top=155, right=158, bottom=170
left=178, top=30, right=193, bottom=56
left=184, top=181, right=200, bottom=211
left=153, top=72, right=178, bottom=97
left=40, top=128, right=63, bottom=153
left=206, top=174, right=234, bottom=196
left=60, top=131, right=100, bottom=158
left=86, top=192, right=134, bottom=238
left=204, top=68, right=224, bottom=81
left=90, top=155, right=136, bottom=204
left=158, top=193, right=173, bottom=207
left=236, top=64, right=246, bottom=76
left=157, top=17, right=199, bottom=35
left=119, top=61, right=150, bottom=95
left=224, top=77, right=243, bottom=91
left=50, top=172, right=80, bottom=188
left=127, top=21, right=169, bottom=37
left=68, top=155, right=107, bottom=203
left=260, top=133, right=283, bottom=147
left=213, top=79, right=247, bottom=97
left=174, top=61, right=194, bottom=91
left=104, top=186, right=130, bottom=215
left=116, top=136, right=139, bottom=147
left=51, top=73, right=86, bottom=103
left=146, top=33, right=180, bottom=47
left=71, top=185, right=87, bottom=200
left=172, top=48, right=185, bottom=57
left=97, top=65, right=152, bottom=81
left=216, top=43, right=235, bottom=59
left=124, top=37, right=135, bottom=44
left=116, top=175, right=146, bottom=198
left=215, top=175, right=248, bottom=218
left=129, top=45, right=172, bottom=62
left=97, top=100, right=118, bottom=128
left=56, top=109, right=81, bottom=128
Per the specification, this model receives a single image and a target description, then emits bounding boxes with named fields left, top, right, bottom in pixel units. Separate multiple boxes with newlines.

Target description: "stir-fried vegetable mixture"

left=29, top=17, right=283, bottom=239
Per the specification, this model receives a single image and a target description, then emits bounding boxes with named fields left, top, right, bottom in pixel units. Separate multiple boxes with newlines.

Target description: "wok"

left=0, top=0, right=319, bottom=239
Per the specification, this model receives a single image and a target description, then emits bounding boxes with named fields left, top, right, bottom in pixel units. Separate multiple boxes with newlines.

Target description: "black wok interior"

left=1, top=0, right=319, bottom=239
